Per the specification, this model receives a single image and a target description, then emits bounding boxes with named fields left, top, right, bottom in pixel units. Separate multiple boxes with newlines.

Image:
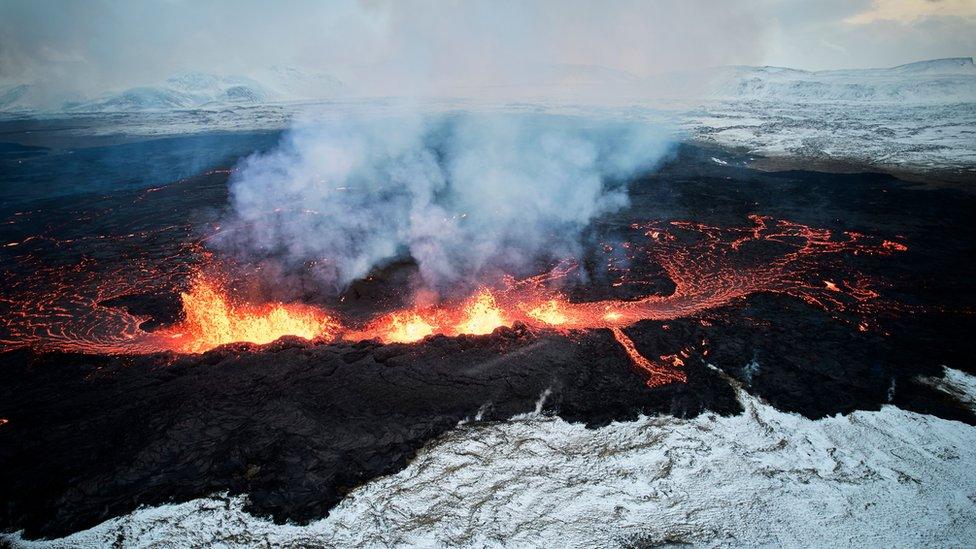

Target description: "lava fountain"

left=162, top=276, right=341, bottom=353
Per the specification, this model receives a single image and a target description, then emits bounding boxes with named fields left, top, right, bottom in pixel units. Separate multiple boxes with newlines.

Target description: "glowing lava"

left=374, top=312, right=436, bottom=344
left=610, top=327, right=688, bottom=387
left=526, top=299, right=569, bottom=326
left=1, top=215, right=912, bottom=387
left=455, top=289, right=507, bottom=335
left=349, top=288, right=514, bottom=343
left=164, top=277, right=341, bottom=353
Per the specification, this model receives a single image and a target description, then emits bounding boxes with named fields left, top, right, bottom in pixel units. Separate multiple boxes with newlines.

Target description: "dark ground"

left=1, top=135, right=974, bottom=539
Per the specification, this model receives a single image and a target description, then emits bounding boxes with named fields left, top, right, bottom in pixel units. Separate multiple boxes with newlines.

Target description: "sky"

left=1, top=0, right=974, bottom=93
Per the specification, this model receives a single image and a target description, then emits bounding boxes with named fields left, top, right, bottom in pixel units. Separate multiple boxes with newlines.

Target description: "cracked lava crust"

left=1, top=144, right=974, bottom=539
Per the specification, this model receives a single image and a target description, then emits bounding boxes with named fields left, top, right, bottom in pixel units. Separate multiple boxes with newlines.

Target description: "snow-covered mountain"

left=0, top=66, right=344, bottom=114
left=677, top=58, right=976, bottom=171
left=2, top=58, right=973, bottom=114
left=888, top=56, right=976, bottom=75
left=707, top=57, right=976, bottom=103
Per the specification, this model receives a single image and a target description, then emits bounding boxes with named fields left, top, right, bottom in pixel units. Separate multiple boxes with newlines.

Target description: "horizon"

left=2, top=0, right=974, bottom=96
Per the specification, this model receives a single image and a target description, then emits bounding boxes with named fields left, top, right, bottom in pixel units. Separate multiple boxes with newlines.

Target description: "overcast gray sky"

left=1, top=0, right=973, bottom=92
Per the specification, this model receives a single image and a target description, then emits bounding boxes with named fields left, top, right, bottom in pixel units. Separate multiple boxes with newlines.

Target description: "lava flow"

left=1, top=215, right=909, bottom=387
left=163, top=276, right=342, bottom=353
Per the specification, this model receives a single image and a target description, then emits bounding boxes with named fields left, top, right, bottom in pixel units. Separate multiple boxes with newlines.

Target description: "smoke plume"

left=218, top=112, right=674, bottom=299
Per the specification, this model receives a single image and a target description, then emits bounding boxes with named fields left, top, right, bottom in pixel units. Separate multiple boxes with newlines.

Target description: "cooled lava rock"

left=0, top=324, right=741, bottom=538
left=2, top=142, right=975, bottom=539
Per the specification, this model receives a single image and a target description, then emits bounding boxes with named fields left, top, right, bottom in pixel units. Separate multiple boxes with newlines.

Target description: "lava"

left=455, top=289, right=507, bottom=336
left=366, top=312, right=436, bottom=344
left=525, top=299, right=569, bottom=326
left=1, top=215, right=910, bottom=387
left=349, top=289, right=519, bottom=343
left=610, top=327, right=687, bottom=387
left=163, top=276, right=341, bottom=353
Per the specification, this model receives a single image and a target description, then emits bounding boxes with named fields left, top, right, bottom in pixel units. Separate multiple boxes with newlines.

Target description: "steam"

left=218, top=112, right=673, bottom=298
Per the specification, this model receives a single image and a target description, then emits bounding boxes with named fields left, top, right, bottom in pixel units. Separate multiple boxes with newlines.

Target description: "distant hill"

left=889, top=57, right=976, bottom=75
left=706, top=57, right=976, bottom=103
left=1, top=58, right=973, bottom=114
left=0, top=66, right=345, bottom=114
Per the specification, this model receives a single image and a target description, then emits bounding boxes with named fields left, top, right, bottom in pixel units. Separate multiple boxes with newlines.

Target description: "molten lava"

left=373, top=312, right=435, bottom=344
left=1, top=215, right=912, bottom=387
left=610, top=327, right=688, bottom=387
left=352, top=289, right=516, bottom=343
left=164, top=277, right=340, bottom=353
left=525, top=299, right=569, bottom=326
left=455, top=289, right=507, bottom=336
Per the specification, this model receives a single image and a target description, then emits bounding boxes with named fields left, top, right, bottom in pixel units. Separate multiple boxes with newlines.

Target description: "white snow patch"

left=8, top=389, right=976, bottom=548
left=511, top=387, right=553, bottom=420
left=918, top=367, right=976, bottom=412
left=707, top=58, right=976, bottom=104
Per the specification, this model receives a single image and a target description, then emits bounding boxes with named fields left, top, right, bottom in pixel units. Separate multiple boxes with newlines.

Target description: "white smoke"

left=218, top=112, right=673, bottom=297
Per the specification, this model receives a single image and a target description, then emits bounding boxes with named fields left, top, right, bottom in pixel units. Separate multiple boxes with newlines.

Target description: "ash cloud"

left=217, top=113, right=673, bottom=298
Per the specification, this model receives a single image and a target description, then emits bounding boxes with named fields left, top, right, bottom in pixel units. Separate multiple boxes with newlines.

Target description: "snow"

left=71, top=74, right=278, bottom=113
left=918, top=367, right=976, bottom=412
left=682, top=100, right=976, bottom=171
left=0, top=66, right=344, bottom=114
left=3, top=58, right=973, bottom=173
left=707, top=57, right=976, bottom=103
left=9, top=368, right=976, bottom=548
left=885, top=57, right=976, bottom=76
left=673, top=57, right=976, bottom=171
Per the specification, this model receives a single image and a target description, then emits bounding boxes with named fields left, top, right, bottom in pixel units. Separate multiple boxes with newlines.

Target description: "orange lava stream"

left=1, top=216, right=912, bottom=386
left=610, top=327, right=688, bottom=387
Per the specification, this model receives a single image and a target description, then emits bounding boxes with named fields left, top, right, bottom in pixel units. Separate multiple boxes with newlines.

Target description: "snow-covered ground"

left=9, top=368, right=976, bottom=548
left=682, top=58, right=976, bottom=172
left=3, top=58, right=974, bottom=173
left=683, top=100, right=976, bottom=172
left=0, top=66, right=344, bottom=113
left=708, top=57, right=976, bottom=104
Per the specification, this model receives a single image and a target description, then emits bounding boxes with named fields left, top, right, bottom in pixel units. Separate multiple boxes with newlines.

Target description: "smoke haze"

left=218, top=113, right=673, bottom=298
left=0, top=0, right=766, bottom=97
left=3, top=0, right=973, bottom=99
